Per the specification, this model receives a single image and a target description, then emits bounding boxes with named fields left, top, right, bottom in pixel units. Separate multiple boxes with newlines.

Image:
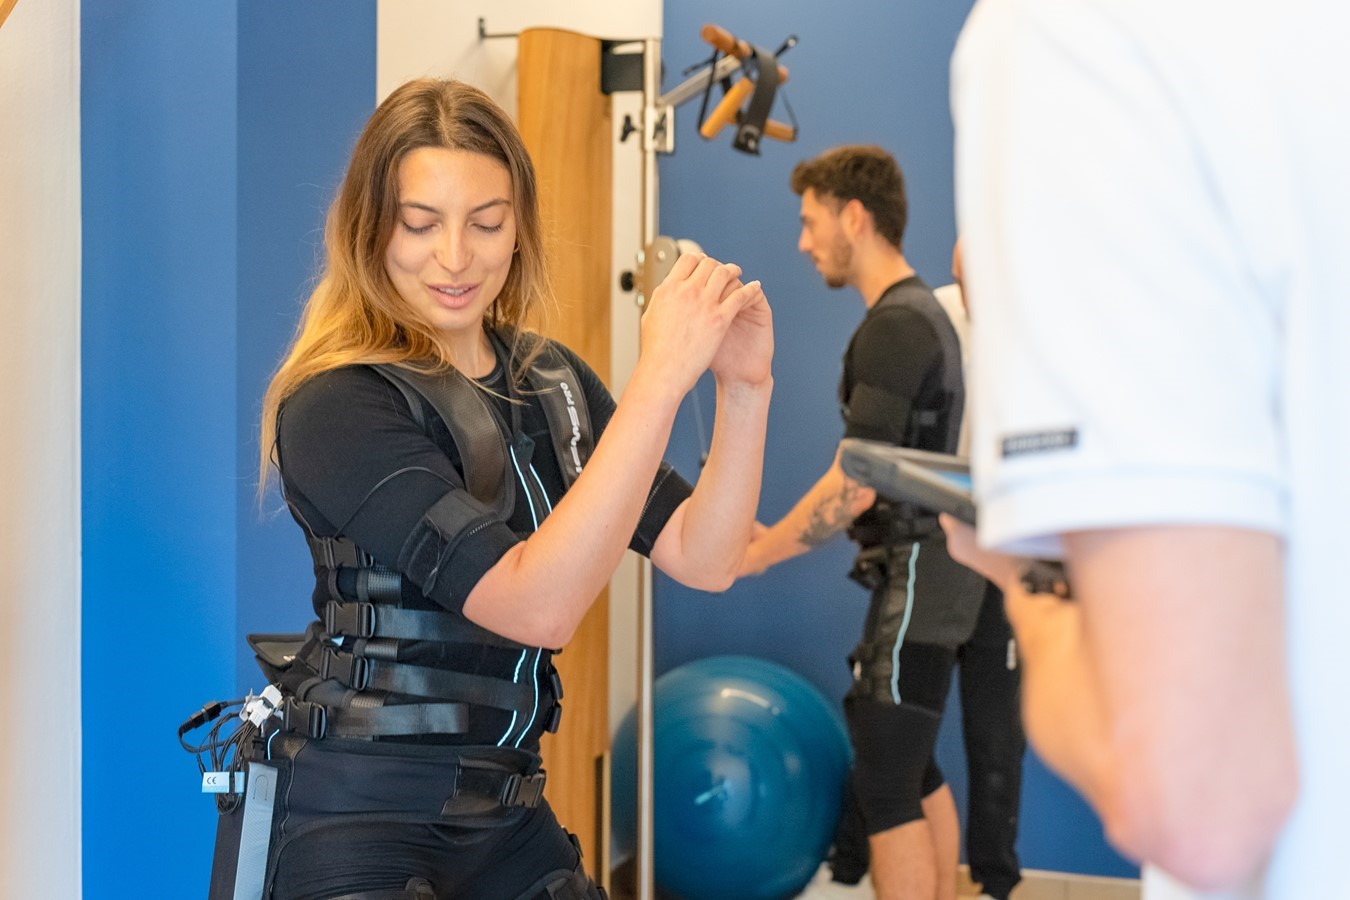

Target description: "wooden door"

left=517, top=26, right=614, bottom=878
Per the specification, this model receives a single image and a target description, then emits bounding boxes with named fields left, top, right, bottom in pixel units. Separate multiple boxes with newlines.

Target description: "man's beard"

left=821, top=237, right=852, bottom=289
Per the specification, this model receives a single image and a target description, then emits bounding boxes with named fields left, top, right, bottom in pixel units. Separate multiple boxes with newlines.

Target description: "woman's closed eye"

left=400, top=220, right=435, bottom=235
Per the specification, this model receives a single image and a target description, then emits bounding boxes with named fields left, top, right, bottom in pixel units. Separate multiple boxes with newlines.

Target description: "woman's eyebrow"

left=398, top=198, right=511, bottom=215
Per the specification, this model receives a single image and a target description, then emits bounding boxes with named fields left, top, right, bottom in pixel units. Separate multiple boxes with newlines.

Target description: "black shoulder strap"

left=371, top=334, right=596, bottom=508
left=524, top=356, right=594, bottom=491
left=874, top=285, right=966, bottom=454
left=373, top=364, right=513, bottom=518
left=474, top=329, right=595, bottom=491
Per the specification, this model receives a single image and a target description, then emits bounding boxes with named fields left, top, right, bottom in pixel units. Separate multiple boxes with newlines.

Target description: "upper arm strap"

left=397, top=488, right=501, bottom=608
left=374, top=364, right=513, bottom=517
left=865, top=293, right=967, bottom=453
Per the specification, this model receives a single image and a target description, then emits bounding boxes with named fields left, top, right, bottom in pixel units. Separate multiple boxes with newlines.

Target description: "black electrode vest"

left=840, top=285, right=988, bottom=663
left=843, top=281, right=965, bottom=550
left=252, top=333, right=596, bottom=746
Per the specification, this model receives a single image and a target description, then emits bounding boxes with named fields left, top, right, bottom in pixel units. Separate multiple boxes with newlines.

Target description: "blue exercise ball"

left=612, top=656, right=851, bottom=900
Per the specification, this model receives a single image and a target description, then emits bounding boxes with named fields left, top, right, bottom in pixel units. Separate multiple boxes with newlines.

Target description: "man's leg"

left=866, top=771, right=958, bottom=900
left=845, top=642, right=956, bottom=900
left=958, top=584, right=1025, bottom=900
left=828, top=770, right=872, bottom=885
left=867, top=819, right=936, bottom=900
left=921, top=780, right=960, bottom=900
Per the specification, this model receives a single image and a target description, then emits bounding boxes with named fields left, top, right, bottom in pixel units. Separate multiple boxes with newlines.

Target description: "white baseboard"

left=961, top=866, right=1140, bottom=900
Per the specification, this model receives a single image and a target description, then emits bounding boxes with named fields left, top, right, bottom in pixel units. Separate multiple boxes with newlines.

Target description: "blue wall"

left=82, top=4, right=374, bottom=895
left=656, top=0, right=1137, bottom=878
left=82, top=4, right=240, bottom=892
left=235, top=4, right=377, bottom=690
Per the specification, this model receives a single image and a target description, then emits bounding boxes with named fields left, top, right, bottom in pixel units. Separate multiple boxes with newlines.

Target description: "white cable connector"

left=240, top=684, right=283, bottom=727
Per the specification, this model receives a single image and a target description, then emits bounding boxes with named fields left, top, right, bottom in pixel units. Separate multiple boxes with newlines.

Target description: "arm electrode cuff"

left=398, top=489, right=518, bottom=612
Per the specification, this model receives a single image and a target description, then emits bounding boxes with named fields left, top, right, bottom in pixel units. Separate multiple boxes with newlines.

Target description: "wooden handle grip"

left=699, top=77, right=755, bottom=139
left=763, top=119, right=796, bottom=142
left=701, top=24, right=751, bottom=59
left=700, top=23, right=789, bottom=84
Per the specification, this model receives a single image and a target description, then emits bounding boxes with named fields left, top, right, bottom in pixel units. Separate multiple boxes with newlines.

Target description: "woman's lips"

left=429, top=283, right=478, bottom=308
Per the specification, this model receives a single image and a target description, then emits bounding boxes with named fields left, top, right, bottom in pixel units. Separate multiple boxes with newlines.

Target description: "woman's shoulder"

left=287, top=363, right=390, bottom=397
left=282, top=364, right=410, bottom=423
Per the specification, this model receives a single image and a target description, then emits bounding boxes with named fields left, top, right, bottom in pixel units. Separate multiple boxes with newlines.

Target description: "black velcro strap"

left=326, top=702, right=470, bottom=739
left=848, top=383, right=916, bottom=439
left=321, top=650, right=535, bottom=711
left=356, top=566, right=403, bottom=603
left=398, top=491, right=499, bottom=602
left=298, top=639, right=536, bottom=712
left=324, top=600, right=523, bottom=648
left=455, top=766, right=546, bottom=809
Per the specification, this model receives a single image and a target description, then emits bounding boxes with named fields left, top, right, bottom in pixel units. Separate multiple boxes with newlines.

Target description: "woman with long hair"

left=245, top=78, right=772, bottom=899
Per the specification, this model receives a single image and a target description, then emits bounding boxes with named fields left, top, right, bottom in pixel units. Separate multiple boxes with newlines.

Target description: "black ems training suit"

left=831, top=277, right=986, bottom=856
left=232, top=333, right=691, bottom=900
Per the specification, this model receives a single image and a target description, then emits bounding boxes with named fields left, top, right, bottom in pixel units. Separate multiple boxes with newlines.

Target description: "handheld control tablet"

left=838, top=439, right=977, bottom=525
left=839, top=439, right=1073, bottom=599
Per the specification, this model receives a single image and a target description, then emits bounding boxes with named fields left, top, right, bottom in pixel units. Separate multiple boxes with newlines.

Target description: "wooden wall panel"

left=517, top=26, right=614, bottom=878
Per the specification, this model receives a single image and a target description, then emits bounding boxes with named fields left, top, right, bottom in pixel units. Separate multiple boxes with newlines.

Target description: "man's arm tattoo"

left=799, top=480, right=864, bottom=546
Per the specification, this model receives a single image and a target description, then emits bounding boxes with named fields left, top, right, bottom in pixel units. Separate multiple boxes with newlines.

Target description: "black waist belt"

left=299, top=642, right=536, bottom=712
left=323, top=599, right=522, bottom=649
left=281, top=696, right=469, bottom=740
left=278, top=736, right=546, bottom=819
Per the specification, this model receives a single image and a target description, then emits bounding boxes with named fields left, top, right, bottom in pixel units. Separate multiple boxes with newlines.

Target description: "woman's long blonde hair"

left=259, top=78, right=552, bottom=490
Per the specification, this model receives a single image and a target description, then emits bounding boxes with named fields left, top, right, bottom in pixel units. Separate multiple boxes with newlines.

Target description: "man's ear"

left=841, top=198, right=869, bottom=240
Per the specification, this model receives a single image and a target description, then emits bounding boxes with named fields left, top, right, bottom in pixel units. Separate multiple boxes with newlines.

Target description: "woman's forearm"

left=462, top=367, right=686, bottom=646
left=653, top=378, right=773, bottom=590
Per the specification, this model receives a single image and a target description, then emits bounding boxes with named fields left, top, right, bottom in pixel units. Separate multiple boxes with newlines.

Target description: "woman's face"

left=384, top=147, right=517, bottom=350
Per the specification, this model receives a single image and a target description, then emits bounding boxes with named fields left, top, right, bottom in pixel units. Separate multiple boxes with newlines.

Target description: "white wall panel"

left=377, top=1, right=661, bottom=114
left=0, top=0, right=82, bottom=895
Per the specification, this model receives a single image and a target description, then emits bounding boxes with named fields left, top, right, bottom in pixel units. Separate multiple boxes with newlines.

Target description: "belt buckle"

left=281, top=698, right=327, bottom=740
left=324, top=600, right=377, bottom=638
left=501, top=771, right=546, bottom=807
left=319, top=646, right=369, bottom=690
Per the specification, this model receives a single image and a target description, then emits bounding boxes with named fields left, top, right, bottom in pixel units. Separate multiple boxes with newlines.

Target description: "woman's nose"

left=435, top=228, right=470, bottom=273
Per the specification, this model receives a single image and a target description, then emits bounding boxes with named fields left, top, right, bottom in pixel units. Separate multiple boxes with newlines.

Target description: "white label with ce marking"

left=202, top=771, right=246, bottom=794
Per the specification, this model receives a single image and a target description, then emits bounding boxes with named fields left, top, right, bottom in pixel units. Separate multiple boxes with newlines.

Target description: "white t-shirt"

left=952, top=0, right=1350, bottom=897
left=932, top=282, right=970, bottom=456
